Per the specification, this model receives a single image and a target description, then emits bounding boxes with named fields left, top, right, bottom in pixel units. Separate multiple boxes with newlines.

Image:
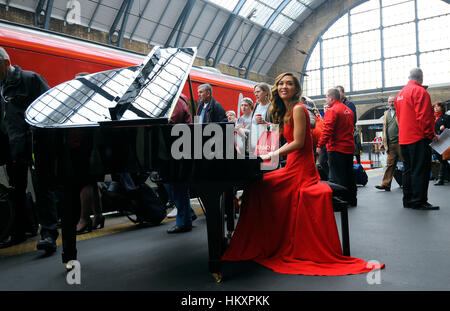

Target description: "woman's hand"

left=260, top=154, right=271, bottom=161
left=255, top=115, right=267, bottom=125
left=260, top=151, right=274, bottom=161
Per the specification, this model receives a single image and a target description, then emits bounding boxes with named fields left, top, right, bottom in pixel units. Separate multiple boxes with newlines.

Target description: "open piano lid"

left=25, top=46, right=197, bottom=128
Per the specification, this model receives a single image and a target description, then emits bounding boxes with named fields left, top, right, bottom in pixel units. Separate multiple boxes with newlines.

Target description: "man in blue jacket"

left=336, top=85, right=357, bottom=125
left=196, top=83, right=227, bottom=123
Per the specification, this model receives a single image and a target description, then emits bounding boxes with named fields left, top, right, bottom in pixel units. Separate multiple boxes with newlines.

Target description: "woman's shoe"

left=434, top=179, right=444, bottom=186
left=167, top=208, right=177, bottom=218
left=167, top=225, right=192, bottom=233
left=76, top=219, right=92, bottom=234
left=92, top=215, right=105, bottom=229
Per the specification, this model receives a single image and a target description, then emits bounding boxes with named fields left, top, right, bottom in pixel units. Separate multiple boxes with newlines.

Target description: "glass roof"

left=206, top=0, right=313, bottom=34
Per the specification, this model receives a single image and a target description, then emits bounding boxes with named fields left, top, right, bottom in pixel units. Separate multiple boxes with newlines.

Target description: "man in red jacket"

left=166, top=93, right=198, bottom=233
left=316, top=88, right=357, bottom=206
left=395, top=68, right=439, bottom=210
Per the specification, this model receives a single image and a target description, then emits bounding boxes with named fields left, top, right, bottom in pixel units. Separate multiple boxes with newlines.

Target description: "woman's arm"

left=264, top=105, right=306, bottom=160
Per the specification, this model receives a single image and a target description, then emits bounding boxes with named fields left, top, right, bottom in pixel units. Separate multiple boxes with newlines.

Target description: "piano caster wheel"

left=65, top=263, right=74, bottom=272
left=212, top=273, right=223, bottom=283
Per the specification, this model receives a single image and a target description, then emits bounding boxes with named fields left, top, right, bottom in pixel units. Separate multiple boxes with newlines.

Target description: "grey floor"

left=0, top=168, right=449, bottom=291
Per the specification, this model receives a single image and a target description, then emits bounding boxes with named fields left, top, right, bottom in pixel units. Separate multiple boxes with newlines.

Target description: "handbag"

left=253, top=123, right=279, bottom=170
left=443, top=147, right=450, bottom=161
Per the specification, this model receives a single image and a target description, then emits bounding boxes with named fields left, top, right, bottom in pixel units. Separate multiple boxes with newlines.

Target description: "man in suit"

left=196, top=83, right=227, bottom=123
left=395, top=68, right=439, bottom=210
left=375, top=96, right=403, bottom=191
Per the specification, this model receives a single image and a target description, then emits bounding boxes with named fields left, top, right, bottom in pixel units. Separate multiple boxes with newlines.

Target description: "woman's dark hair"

left=433, top=101, right=446, bottom=112
left=269, top=72, right=301, bottom=133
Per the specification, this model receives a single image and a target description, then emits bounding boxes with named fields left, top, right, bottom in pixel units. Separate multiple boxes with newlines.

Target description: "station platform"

left=0, top=168, right=449, bottom=291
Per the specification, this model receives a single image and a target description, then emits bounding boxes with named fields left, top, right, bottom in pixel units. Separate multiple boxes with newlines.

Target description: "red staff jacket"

left=318, top=100, right=355, bottom=154
left=395, top=80, right=435, bottom=145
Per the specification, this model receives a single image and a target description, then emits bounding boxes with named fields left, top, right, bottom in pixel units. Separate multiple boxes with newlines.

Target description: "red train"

left=0, top=21, right=257, bottom=114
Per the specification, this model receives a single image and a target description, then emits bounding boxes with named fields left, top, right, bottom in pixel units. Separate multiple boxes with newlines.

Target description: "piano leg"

left=60, top=182, right=83, bottom=269
left=224, top=189, right=235, bottom=239
left=340, top=205, right=351, bottom=256
left=199, top=186, right=228, bottom=283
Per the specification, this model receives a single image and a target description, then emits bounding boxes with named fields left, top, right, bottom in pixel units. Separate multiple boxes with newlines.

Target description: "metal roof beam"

left=148, top=0, right=171, bottom=47
left=264, top=0, right=291, bottom=29
left=256, top=34, right=279, bottom=73
left=35, top=0, right=54, bottom=29
left=205, top=0, right=246, bottom=67
left=215, top=18, right=245, bottom=65
left=251, top=31, right=273, bottom=73
left=228, top=23, right=255, bottom=65
left=205, top=13, right=235, bottom=67
left=129, top=0, right=152, bottom=42
left=165, top=0, right=196, bottom=47
left=109, top=0, right=134, bottom=47
left=88, top=0, right=102, bottom=32
left=34, top=0, right=45, bottom=27
left=181, top=2, right=207, bottom=47
left=240, top=29, right=265, bottom=78
left=197, top=7, right=221, bottom=51
left=241, top=0, right=290, bottom=77
left=296, top=0, right=315, bottom=12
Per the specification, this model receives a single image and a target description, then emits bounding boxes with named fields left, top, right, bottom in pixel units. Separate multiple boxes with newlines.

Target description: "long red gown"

left=222, top=103, right=385, bottom=276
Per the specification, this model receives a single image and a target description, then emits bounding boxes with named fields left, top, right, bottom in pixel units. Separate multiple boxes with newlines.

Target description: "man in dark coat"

left=195, top=83, right=227, bottom=123
left=0, top=47, right=50, bottom=248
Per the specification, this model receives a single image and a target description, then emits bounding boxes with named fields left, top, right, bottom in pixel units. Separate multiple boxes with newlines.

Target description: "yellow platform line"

left=0, top=209, right=203, bottom=259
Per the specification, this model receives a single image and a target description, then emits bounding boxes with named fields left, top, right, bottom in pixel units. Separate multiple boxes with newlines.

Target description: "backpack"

left=353, top=163, right=368, bottom=186
left=100, top=173, right=166, bottom=225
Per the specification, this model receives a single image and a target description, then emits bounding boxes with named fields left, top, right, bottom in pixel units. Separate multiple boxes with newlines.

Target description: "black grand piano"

left=25, top=46, right=263, bottom=282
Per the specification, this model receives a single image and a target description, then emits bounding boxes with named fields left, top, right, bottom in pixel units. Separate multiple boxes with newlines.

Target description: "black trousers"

left=32, top=171, right=60, bottom=239
left=328, top=151, right=357, bottom=204
left=400, top=139, right=432, bottom=207
left=435, top=153, right=449, bottom=181
left=319, top=145, right=329, bottom=180
left=5, top=158, right=28, bottom=237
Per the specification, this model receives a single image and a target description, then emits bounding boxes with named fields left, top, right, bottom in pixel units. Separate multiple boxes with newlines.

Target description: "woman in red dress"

left=222, top=73, right=385, bottom=275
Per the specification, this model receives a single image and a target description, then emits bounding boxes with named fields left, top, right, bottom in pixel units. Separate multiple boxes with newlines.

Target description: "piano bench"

left=324, top=181, right=351, bottom=257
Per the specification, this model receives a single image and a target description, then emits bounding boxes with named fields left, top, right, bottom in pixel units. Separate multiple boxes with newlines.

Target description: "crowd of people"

left=1, top=44, right=448, bottom=276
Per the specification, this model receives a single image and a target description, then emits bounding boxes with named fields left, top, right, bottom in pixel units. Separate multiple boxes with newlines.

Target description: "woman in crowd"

left=222, top=72, right=384, bottom=276
left=235, top=98, right=253, bottom=154
left=76, top=183, right=104, bottom=234
left=433, top=101, right=450, bottom=185
left=237, top=98, right=253, bottom=127
left=250, top=83, right=272, bottom=153
left=311, top=107, right=324, bottom=161
left=226, top=110, right=237, bottom=123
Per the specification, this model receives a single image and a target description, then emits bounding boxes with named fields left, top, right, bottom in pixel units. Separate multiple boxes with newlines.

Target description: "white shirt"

left=250, top=103, right=270, bottom=152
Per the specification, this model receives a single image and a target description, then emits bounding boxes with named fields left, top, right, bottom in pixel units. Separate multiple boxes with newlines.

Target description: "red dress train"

left=222, top=104, right=385, bottom=276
